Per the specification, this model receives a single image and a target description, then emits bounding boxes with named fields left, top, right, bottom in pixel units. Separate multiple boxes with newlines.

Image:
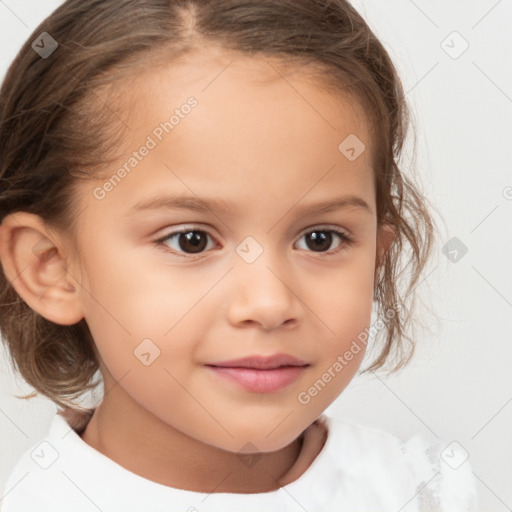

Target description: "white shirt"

left=0, top=411, right=478, bottom=512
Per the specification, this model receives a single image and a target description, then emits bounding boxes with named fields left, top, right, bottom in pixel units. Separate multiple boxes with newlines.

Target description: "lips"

left=207, top=354, right=308, bottom=370
left=205, top=354, right=309, bottom=393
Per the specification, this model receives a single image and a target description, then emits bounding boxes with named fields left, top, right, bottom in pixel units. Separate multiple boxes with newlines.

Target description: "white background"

left=0, top=1, right=511, bottom=511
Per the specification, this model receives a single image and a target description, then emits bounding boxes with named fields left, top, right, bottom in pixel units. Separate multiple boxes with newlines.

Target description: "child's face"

left=69, top=49, right=384, bottom=453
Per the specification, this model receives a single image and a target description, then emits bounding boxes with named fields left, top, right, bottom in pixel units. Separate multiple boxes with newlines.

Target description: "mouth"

left=205, top=354, right=310, bottom=393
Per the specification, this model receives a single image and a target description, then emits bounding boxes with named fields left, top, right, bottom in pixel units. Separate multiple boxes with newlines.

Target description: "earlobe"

left=0, top=212, right=84, bottom=325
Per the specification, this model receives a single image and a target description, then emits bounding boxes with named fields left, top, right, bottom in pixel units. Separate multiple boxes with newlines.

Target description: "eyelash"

left=153, top=225, right=354, bottom=259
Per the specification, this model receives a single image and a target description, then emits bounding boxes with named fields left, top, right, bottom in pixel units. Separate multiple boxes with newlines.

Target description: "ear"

left=0, top=212, right=84, bottom=325
left=375, top=223, right=395, bottom=269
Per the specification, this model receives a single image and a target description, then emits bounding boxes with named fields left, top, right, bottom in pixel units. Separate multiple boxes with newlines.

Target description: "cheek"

left=77, top=243, right=210, bottom=384
left=297, top=272, right=373, bottom=417
left=322, top=247, right=376, bottom=335
left=307, top=249, right=375, bottom=391
left=78, top=240, right=207, bottom=335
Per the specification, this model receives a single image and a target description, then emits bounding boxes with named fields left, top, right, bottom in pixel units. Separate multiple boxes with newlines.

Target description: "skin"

left=0, top=47, right=394, bottom=493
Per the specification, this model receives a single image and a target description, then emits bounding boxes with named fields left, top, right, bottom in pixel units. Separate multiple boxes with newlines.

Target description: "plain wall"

left=0, top=1, right=511, bottom=511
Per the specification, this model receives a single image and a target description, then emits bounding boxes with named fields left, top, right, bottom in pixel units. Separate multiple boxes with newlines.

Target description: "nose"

left=226, top=253, right=301, bottom=331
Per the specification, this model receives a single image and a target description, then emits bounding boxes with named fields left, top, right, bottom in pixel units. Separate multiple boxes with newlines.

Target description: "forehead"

left=76, top=48, right=375, bottom=222
left=118, top=46, right=370, bottom=144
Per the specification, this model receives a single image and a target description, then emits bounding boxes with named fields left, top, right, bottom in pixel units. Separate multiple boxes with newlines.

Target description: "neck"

left=79, top=381, right=311, bottom=493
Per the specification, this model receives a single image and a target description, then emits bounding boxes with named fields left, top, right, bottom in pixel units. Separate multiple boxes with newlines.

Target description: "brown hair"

left=0, top=0, right=434, bottom=411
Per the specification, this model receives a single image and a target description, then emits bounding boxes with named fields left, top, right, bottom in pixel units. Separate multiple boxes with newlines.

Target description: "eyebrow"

left=128, top=194, right=373, bottom=217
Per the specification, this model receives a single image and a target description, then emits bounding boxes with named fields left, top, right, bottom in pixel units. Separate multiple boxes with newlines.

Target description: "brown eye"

left=176, top=231, right=208, bottom=253
left=157, top=229, right=215, bottom=256
left=304, top=231, right=333, bottom=252
left=155, top=225, right=352, bottom=259
left=295, top=227, right=352, bottom=255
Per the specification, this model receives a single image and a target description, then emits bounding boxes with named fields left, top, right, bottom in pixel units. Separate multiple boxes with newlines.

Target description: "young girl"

left=0, top=0, right=478, bottom=510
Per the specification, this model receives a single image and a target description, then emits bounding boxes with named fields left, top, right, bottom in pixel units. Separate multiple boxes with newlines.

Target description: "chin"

left=213, top=420, right=308, bottom=455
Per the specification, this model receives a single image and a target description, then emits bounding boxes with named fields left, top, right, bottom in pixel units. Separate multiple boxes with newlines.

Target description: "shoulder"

left=402, top=435, right=479, bottom=512
left=321, top=415, right=479, bottom=512
left=1, top=409, right=96, bottom=512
